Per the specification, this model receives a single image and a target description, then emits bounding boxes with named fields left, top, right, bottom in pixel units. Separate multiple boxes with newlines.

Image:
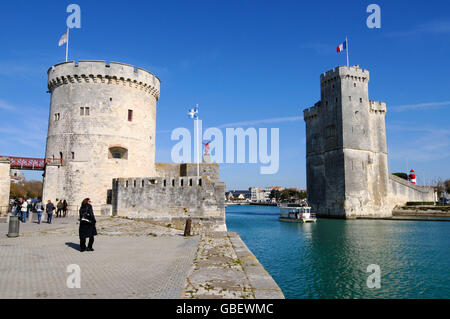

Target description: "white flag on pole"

left=58, top=31, right=68, bottom=47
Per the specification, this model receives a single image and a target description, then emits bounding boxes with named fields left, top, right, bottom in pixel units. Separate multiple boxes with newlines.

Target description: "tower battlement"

left=303, top=102, right=320, bottom=120
left=369, top=100, right=387, bottom=114
left=320, top=65, right=369, bottom=86
left=304, top=65, right=389, bottom=218
left=303, top=65, right=436, bottom=218
left=47, top=61, right=161, bottom=99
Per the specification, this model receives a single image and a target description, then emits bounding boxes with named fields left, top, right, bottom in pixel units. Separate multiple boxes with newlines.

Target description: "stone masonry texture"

left=42, top=60, right=227, bottom=232
left=43, top=61, right=160, bottom=212
left=0, top=158, right=10, bottom=216
left=303, top=65, right=435, bottom=218
left=111, top=163, right=227, bottom=232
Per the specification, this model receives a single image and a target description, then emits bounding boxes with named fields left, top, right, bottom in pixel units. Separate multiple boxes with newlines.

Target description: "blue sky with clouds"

left=0, top=0, right=449, bottom=190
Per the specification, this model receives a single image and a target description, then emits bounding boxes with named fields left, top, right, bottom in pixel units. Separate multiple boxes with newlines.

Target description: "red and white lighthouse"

left=408, top=169, right=416, bottom=184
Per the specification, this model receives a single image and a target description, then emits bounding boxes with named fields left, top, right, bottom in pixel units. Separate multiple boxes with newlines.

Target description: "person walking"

left=46, top=200, right=55, bottom=224
left=26, top=199, right=32, bottom=221
left=35, top=201, right=44, bottom=224
left=79, top=198, right=97, bottom=252
left=63, top=199, right=68, bottom=218
left=56, top=200, right=63, bottom=218
left=20, top=198, right=28, bottom=223
left=13, top=198, right=21, bottom=216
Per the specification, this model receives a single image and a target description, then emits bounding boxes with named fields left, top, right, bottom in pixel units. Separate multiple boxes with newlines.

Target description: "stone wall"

left=111, top=163, right=226, bottom=232
left=0, top=158, right=10, bottom=216
left=388, top=174, right=436, bottom=207
left=155, top=162, right=220, bottom=180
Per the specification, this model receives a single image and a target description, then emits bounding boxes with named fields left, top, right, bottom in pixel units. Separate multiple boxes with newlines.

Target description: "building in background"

left=250, top=186, right=284, bottom=203
left=226, top=190, right=251, bottom=202
left=10, top=169, right=25, bottom=185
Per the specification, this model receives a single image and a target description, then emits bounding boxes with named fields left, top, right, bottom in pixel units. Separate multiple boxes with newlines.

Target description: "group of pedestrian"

left=56, top=199, right=68, bottom=218
left=12, top=198, right=32, bottom=223
left=10, top=198, right=70, bottom=224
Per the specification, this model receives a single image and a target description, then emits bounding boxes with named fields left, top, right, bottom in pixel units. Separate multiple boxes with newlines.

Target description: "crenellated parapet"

left=111, top=173, right=227, bottom=232
left=320, top=65, right=369, bottom=87
left=112, top=176, right=206, bottom=189
left=47, top=60, right=161, bottom=100
left=303, top=101, right=321, bottom=121
left=369, top=100, right=387, bottom=114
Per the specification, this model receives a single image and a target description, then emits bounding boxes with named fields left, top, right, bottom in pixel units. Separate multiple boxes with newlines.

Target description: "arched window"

left=108, top=146, right=128, bottom=159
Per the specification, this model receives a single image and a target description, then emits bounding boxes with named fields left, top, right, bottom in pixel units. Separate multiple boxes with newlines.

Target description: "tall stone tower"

left=303, top=65, right=390, bottom=218
left=43, top=61, right=160, bottom=210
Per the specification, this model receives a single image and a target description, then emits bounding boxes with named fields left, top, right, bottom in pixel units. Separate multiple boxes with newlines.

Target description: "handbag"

left=80, top=208, right=91, bottom=223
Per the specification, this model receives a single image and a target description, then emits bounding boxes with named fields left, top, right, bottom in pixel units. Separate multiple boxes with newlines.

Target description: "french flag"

left=336, top=40, right=347, bottom=53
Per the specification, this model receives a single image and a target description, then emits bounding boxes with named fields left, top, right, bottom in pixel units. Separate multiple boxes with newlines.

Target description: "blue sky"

left=0, top=0, right=449, bottom=190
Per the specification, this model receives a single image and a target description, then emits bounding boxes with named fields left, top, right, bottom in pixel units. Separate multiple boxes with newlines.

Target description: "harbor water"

left=226, top=205, right=450, bottom=299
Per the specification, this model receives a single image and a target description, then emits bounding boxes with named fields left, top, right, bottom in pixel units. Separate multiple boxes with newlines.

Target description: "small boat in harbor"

left=278, top=204, right=317, bottom=223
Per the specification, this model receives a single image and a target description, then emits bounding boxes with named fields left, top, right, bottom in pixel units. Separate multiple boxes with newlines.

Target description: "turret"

left=43, top=60, right=161, bottom=211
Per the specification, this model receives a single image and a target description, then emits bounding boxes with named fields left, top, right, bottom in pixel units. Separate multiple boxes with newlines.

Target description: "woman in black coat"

left=79, top=198, right=97, bottom=252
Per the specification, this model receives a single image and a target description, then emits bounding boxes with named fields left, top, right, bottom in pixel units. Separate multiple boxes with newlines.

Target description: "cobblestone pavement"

left=0, top=216, right=198, bottom=299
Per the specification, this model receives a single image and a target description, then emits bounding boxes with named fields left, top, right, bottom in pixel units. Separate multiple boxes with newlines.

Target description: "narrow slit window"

left=128, top=109, right=133, bottom=122
left=80, top=107, right=84, bottom=115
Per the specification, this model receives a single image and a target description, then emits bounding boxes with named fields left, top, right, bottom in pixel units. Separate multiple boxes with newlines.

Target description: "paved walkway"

left=0, top=216, right=283, bottom=299
left=183, top=231, right=284, bottom=299
left=0, top=217, right=198, bottom=298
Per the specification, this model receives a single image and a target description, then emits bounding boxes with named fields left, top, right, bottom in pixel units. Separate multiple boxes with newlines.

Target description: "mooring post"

left=184, top=218, right=192, bottom=236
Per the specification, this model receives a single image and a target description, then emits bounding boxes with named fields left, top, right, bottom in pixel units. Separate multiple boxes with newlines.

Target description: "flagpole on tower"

left=346, top=36, right=349, bottom=68
left=196, top=104, right=200, bottom=178
left=65, top=27, right=70, bottom=62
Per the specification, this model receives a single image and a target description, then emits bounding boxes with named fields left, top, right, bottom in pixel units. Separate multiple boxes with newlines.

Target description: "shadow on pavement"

left=65, top=242, right=81, bottom=251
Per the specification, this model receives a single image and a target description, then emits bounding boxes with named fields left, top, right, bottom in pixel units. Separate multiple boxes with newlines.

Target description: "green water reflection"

left=226, top=205, right=450, bottom=298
